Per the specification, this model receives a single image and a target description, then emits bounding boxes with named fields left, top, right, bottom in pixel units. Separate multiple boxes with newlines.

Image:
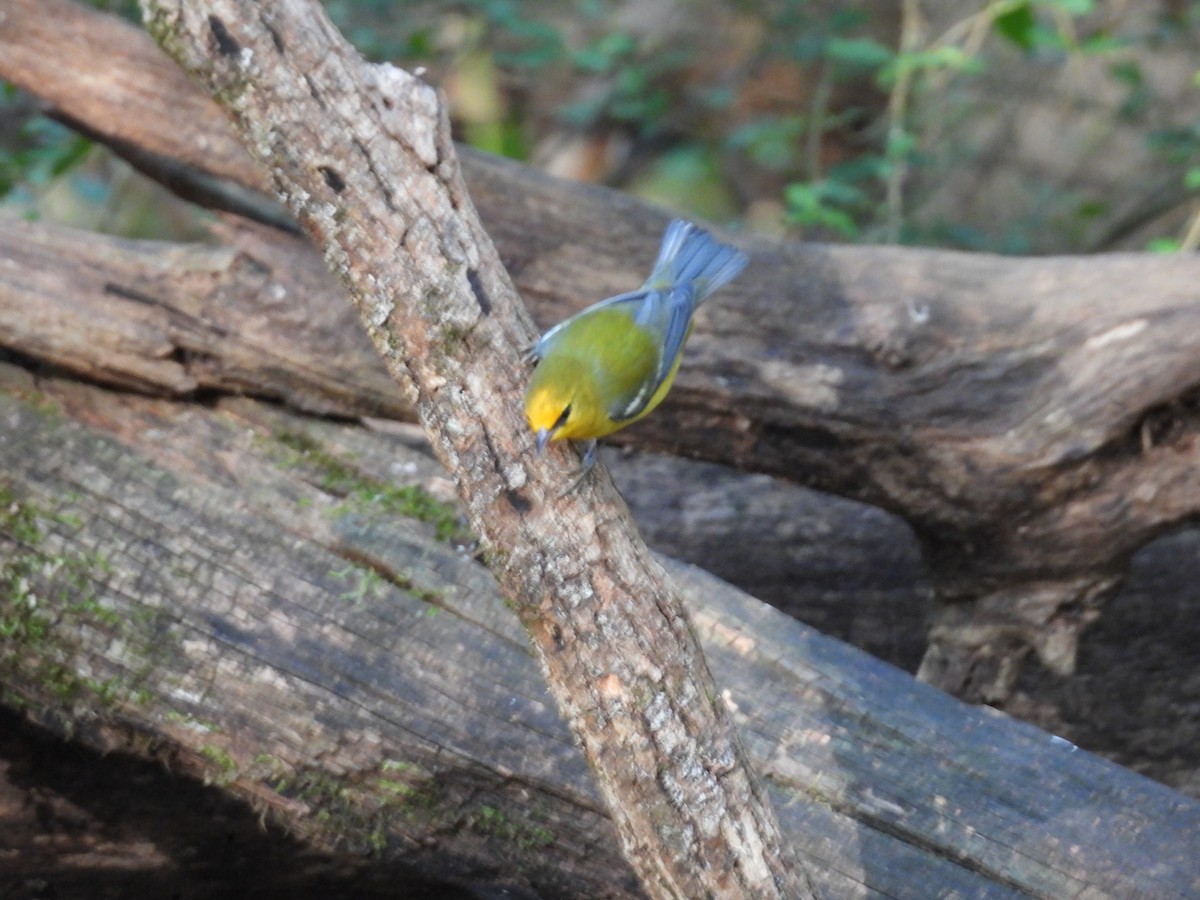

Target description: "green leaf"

left=727, top=116, right=806, bottom=170
left=1074, top=199, right=1109, bottom=220
left=783, top=180, right=863, bottom=238
left=1046, top=0, right=1094, bottom=15
left=878, top=47, right=974, bottom=86
left=993, top=3, right=1037, bottom=51
left=885, top=129, right=917, bottom=161
left=827, top=155, right=890, bottom=183
left=824, top=37, right=894, bottom=69
left=572, top=32, right=636, bottom=72
left=1078, top=34, right=1123, bottom=54
left=1109, top=61, right=1142, bottom=88
left=1145, top=237, right=1180, bottom=253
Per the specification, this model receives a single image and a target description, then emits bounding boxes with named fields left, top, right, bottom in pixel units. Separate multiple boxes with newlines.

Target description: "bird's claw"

left=556, top=440, right=598, bottom=497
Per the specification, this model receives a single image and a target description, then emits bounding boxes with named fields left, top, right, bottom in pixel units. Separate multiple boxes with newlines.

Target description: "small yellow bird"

left=525, top=219, right=747, bottom=479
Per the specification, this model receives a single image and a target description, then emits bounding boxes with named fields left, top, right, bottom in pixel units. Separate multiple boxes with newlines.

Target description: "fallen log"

left=6, top=213, right=1198, bottom=800
left=1, top=366, right=1196, bottom=897
left=5, top=0, right=1200, bottom=702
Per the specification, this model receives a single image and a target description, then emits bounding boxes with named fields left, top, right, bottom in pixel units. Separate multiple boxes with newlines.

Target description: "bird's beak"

left=535, top=428, right=551, bottom=455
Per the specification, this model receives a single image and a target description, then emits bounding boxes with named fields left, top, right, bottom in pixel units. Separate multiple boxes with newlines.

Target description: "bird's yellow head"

left=525, top=385, right=573, bottom=453
left=524, top=356, right=605, bottom=451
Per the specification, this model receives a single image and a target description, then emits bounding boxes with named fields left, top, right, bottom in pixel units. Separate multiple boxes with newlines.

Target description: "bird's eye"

left=554, top=405, right=571, bottom=428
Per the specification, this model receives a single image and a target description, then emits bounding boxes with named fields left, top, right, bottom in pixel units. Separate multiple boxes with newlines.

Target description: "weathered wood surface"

left=1, top=365, right=1197, bottom=898
left=7, top=213, right=1198, bottom=800
left=6, top=0, right=1200, bottom=704
left=0, top=219, right=404, bottom=418
left=144, top=1, right=819, bottom=896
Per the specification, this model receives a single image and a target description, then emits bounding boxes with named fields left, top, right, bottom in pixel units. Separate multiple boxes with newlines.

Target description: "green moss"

left=367, top=484, right=462, bottom=543
left=380, top=758, right=419, bottom=773
left=0, top=480, right=172, bottom=717
left=440, top=324, right=469, bottom=357
left=166, top=710, right=222, bottom=732
left=465, top=802, right=555, bottom=850
left=330, top=565, right=387, bottom=604
left=367, top=827, right=389, bottom=853
left=272, top=767, right=401, bottom=855
left=369, top=762, right=441, bottom=816
left=199, top=744, right=240, bottom=784
left=328, top=563, right=447, bottom=612
left=273, top=430, right=363, bottom=495
left=267, top=430, right=467, bottom=544
left=0, top=484, right=41, bottom=545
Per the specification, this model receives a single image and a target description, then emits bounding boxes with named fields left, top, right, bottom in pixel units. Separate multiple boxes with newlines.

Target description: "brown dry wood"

left=0, top=212, right=930, bottom=659
left=3, top=210, right=1200, bottom=823
left=136, top=1, right=814, bottom=897
left=0, top=218, right=405, bottom=419
left=6, top=0, right=1200, bottom=704
left=1, top=366, right=1197, bottom=899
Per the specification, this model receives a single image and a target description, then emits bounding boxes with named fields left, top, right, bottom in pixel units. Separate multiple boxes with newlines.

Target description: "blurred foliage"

left=0, top=86, right=92, bottom=204
left=2, top=0, right=1199, bottom=253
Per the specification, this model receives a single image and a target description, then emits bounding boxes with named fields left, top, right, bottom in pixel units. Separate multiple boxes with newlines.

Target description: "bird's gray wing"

left=611, top=283, right=695, bottom=422
left=530, top=289, right=648, bottom=360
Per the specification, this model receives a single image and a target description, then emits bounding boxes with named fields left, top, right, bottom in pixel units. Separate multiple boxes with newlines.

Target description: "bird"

left=524, top=219, right=747, bottom=488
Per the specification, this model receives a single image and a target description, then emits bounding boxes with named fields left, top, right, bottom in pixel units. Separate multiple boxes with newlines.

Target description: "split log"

left=5, top=0, right=1200, bottom=703
left=1, top=366, right=1197, bottom=898
left=0, top=218, right=402, bottom=419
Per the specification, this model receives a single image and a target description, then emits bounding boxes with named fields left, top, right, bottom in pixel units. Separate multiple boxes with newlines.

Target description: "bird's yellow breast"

left=525, top=306, right=677, bottom=442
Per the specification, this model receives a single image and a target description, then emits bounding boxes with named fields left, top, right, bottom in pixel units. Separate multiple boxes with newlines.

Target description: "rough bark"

left=1, top=365, right=1197, bottom=899
left=0, top=218, right=404, bottom=419
left=6, top=213, right=1200, bottom=800
left=130, top=1, right=813, bottom=897
left=6, top=0, right=1200, bottom=705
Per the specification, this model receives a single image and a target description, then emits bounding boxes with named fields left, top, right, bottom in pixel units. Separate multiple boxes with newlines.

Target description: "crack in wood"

left=207, top=15, right=240, bottom=57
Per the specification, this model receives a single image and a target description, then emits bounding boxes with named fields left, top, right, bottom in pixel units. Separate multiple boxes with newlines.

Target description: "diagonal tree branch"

left=135, top=1, right=816, bottom=896
left=11, top=0, right=1200, bottom=713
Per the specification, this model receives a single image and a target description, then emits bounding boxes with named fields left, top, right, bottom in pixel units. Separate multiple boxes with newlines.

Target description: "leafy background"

left=3, top=0, right=1200, bottom=253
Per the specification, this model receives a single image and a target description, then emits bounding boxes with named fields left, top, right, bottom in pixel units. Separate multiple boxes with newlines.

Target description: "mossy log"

left=0, top=367, right=1196, bottom=897
left=6, top=0, right=1200, bottom=705
left=0, top=1, right=1199, bottom=894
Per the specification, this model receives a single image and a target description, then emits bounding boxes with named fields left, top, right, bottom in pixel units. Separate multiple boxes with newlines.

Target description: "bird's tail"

left=645, top=219, right=748, bottom=303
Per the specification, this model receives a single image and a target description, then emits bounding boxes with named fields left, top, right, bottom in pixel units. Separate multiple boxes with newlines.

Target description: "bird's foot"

left=557, top=440, right=598, bottom=497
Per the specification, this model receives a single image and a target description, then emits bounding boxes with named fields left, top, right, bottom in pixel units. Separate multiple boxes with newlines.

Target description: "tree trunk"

left=131, top=1, right=815, bottom=896
left=7, top=0, right=1200, bottom=705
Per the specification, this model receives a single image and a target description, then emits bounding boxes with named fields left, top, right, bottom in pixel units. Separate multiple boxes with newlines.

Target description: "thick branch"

left=0, top=218, right=404, bottom=418
left=134, top=1, right=811, bottom=897
left=9, top=0, right=1200, bottom=705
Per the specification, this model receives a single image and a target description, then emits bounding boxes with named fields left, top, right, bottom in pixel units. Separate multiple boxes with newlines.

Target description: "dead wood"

left=136, top=0, right=821, bottom=896
left=0, top=218, right=404, bottom=419
left=4, top=210, right=1199, bottom=797
left=5, top=0, right=1200, bottom=704
left=1, top=365, right=1197, bottom=898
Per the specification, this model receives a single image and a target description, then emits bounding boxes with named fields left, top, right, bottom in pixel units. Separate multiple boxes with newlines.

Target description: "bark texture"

left=130, top=1, right=811, bottom=897
left=1, top=365, right=1196, bottom=899
left=6, top=0, right=1200, bottom=703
